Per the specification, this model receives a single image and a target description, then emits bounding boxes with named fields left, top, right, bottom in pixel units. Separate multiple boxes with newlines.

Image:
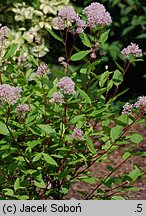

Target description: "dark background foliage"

left=1, top=0, right=146, bottom=99
left=71, top=0, right=146, bottom=99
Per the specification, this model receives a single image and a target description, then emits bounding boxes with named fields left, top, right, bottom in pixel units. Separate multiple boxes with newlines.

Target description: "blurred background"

left=1, top=0, right=146, bottom=100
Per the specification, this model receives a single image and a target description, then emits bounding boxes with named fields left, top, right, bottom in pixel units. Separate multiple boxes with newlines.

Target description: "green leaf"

left=70, top=115, right=85, bottom=124
left=136, top=34, right=146, bottom=39
left=37, top=124, right=56, bottom=135
left=99, top=30, right=110, bottom=45
left=18, top=195, right=29, bottom=200
left=3, top=44, right=18, bottom=60
left=0, top=122, right=9, bottom=135
left=34, top=180, right=46, bottom=189
left=112, top=196, right=125, bottom=200
left=85, top=135, right=96, bottom=154
left=99, top=71, right=109, bottom=87
left=46, top=28, right=62, bottom=42
left=128, top=166, right=143, bottom=181
left=79, top=33, right=91, bottom=47
left=77, top=176, right=98, bottom=184
left=113, top=70, right=123, bottom=86
left=43, top=153, right=58, bottom=166
left=130, top=134, right=143, bottom=144
left=28, top=55, right=38, bottom=66
left=14, top=178, right=20, bottom=191
left=77, top=87, right=91, bottom=104
left=90, top=107, right=107, bottom=117
left=113, top=60, right=124, bottom=73
left=88, top=60, right=101, bottom=69
left=3, top=189, right=14, bottom=197
left=110, top=125, right=122, bottom=141
left=26, top=140, right=42, bottom=150
left=32, top=153, right=43, bottom=162
left=122, top=152, right=131, bottom=160
left=70, top=50, right=90, bottom=61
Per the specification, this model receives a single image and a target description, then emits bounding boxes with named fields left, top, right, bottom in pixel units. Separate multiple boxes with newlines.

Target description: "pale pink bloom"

left=122, top=102, right=133, bottom=115
left=0, top=26, right=10, bottom=41
left=84, top=2, right=112, bottom=28
left=16, top=104, right=29, bottom=118
left=121, top=43, right=142, bottom=59
left=76, top=19, right=86, bottom=34
left=71, top=128, right=83, bottom=140
left=58, top=56, right=65, bottom=62
left=134, top=96, right=146, bottom=112
left=36, top=63, right=51, bottom=76
left=0, top=84, right=22, bottom=105
left=57, top=76, right=75, bottom=95
left=58, top=56, right=67, bottom=68
left=58, top=6, right=79, bottom=23
left=49, top=92, right=64, bottom=105
left=52, top=17, right=65, bottom=30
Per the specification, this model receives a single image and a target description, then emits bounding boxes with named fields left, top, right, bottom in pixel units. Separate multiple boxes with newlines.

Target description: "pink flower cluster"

left=122, top=96, right=146, bottom=115
left=52, top=6, right=86, bottom=33
left=122, top=102, right=133, bottom=115
left=58, top=6, right=79, bottom=23
left=121, top=43, right=142, bottom=59
left=0, top=25, right=10, bottom=42
left=0, top=84, right=22, bottom=105
left=49, top=92, right=64, bottom=105
left=134, top=96, right=146, bottom=111
left=84, top=2, right=112, bottom=28
left=71, top=128, right=83, bottom=140
left=57, top=76, right=75, bottom=95
left=16, top=104, right=29, bottom=118
left=36, top=63, right=51, bottom=76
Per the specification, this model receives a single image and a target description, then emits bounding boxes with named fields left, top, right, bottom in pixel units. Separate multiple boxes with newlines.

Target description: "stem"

left=41, top=76, right=48, bottom=122
left=62, top=112, right=143, bottom=186
left=64, top=29, right=69, bottom=76
left=5, top=107, right=33, bottom=169
left=113, top=61, right=131, bottom=97
left=84, top=153, right=133, bottom=200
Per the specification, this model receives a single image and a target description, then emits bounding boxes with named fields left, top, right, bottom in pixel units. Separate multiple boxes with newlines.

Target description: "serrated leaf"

left=110, top=125, right=122, bottom=141
left=3, top=44, right=18, bottom=60
left=70, top=50, right=90, bottom=61
left=43, top=153, right=58, bottom=166
left=46, top=28, right=62, bottom=42
left=14, top=178, right=20, bottom=191
left=79, top=33, right=91, bottom=47
left=130, top=134, right=143, bottom=144
left=32, top=153, right=43, bottom=162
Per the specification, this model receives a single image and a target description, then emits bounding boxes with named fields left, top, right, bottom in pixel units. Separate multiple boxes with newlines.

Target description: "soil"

left=66, top=123, right=146, bottom=200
